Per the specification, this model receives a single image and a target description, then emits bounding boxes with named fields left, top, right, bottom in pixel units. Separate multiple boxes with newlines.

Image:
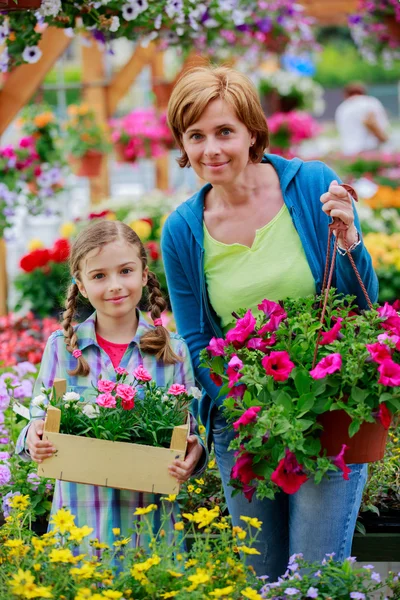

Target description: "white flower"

left=64, top=28, right=75, bottom=38
left=22, top=46, right=43, bottom=65
left=0, top=48, right=9, bottom=74
left=122, top=3, right=139, bottom=21
left=154, top=14, right=162, bottom=29
left=63, top=392, right=81, bottom=402
left=0, top=22, right=9, bottom=44
left=189, top=386, right=202, bottom=400
left=38, top=0, right=62, bottom=17
left=82, top=403, right=100, bottom=419
left=130, top=0, right=148, bottom=13
left=32, top=394, right=46, bottom=407
left=140, top=31, right=158, bottom=47
left=64, top=403, right=70, bottom=409
left=109, top=16, right=120, bottom=32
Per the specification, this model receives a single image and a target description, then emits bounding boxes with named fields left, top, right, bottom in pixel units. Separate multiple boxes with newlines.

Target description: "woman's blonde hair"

left=63, top=220, right=181, bottom=377
left=168, top=65, right=269, bottom=168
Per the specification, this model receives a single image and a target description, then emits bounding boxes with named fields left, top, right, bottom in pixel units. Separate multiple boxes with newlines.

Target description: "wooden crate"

left=38, top=379, right=188, bottom=494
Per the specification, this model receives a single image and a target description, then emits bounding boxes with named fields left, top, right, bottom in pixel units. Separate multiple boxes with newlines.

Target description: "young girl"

left=16, top=220, right=206, bottom=551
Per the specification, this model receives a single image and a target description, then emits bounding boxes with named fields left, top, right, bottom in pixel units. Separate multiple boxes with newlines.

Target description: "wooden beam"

left=0, top=27, right=71, bottom=136
left=81, top=41, right=110, bottom=205
left=300, top=0, right=358, bottom=25
left=106, top=43, right=156, bottom=116
left=151, top=50, right=169, bottom=191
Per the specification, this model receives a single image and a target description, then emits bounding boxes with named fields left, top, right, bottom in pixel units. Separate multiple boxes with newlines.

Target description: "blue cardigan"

left=161, top=154, right=379, bottom=435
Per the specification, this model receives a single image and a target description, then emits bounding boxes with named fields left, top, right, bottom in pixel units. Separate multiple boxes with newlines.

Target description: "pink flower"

left=207, top=337, right=227, bottom=357
left=257, top=300, right=287, bottom=334
left=227, top=355, right=243, bottom=388
left=247, top=336, right=276, bottom=352
left=261, top=351, right=295, bottom=382
left=366, top=342, right=392, bottom=364
left=133, top=365, right=152, bottom=382
left=378, top=302, right=398, bottom=320
left=96, top=393, right=116, bottom=408
left=225, top=310, right=256, bottom=344
left=271, top=450, right=308, bottom=494
left=376, top=403, right=392, bottom=430
left=231, top=451, right=262, bottom=486
left=97, top=379, right=116, bottom=393
left=333, top=444, right=351, bottom=480
left=377, top=359, right=400, bottom=387
left=227, top=384, right=247, bottom=400
left=233, top=406, right=261, bottom=430
left=377, top=333, right=400, bottom=350
left=115, top=367, right=128, bottom=376
left=310, top=353, right=342, bottom=379
left=319, top=318, right=343, bottom=345
left=116, top=384, right=136, bottom=403
left=168, top=383, right=187, bottom=396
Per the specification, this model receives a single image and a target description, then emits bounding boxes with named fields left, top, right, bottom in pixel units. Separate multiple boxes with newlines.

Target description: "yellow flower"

left=33, top=564, right=41, bottom=572
left=195, top=478, right=204, bottom=485
left=32, top=537, right=46, bottom=555
left=187, top=567, right=210, bottom=588
left=4, top=539, right=25, bottom=548
left=60, top=222, right=76, bottom=238
left=102, top=592, right=123, bottom=599
left=112, top=537, right=131, bottom=547
left=214, top=522, right=229, bottom=530
left=90, top=540, right=109, bottom=550
left=238, top=545, right=261, bottom=555
left=209, top=585, right=235, bottom=597
left=69, top=525, right=94, bottom=543
left=182, top=512, right=195, bottom=521
left=241, top=587, right=263, bottom=600
left=129, top=219, right=152, bottom=240
left=187, top=485, right=194, bottom=493
left=28, top=238, right=44, bottom=251
left=240, top=516, right=262, bottom=529
left=9, top=568, right=53, bottom=598
left=161, top=494, right=177, bottom=502
left=134, top=503, right=157, bottom=515
left=9, top=494, right=30, bottom=511
left=70, top=563, right=97, bottom=580
left=49, top=548, right=76, bottom=563
left=184, top=558, right=198, bottom=568
left=161, top=593, right=179, bottom=598
left=174, top=521, right=184, bottom=531
left=167, top=570, right=183, bottom=578
left=195, top=487, right=202, bottom=494
left=112, top=528, right=120, bottom=536
left=50, top=507, right=76, bottom=534
left=198, top=424, right=206, bottom=434
left=208, top=459, right=216, bottom=469
left=232, top=526, right=247, bottom=540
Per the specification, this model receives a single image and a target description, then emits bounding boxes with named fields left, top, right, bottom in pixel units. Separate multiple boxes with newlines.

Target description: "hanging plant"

left=0, top=1, right=317, bottom=72
left=348, top=0, right=400, bottom=67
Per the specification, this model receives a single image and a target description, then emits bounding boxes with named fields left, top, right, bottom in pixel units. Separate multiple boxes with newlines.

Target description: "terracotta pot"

left=70, top=150, right=103, bottom=178
left=0, top=0, right=41, bottom=9
left=318, top=410, right=389, bottom=463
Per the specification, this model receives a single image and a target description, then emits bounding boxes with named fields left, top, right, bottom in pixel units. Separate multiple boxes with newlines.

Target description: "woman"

left=161, top=66, right=378, bottom=580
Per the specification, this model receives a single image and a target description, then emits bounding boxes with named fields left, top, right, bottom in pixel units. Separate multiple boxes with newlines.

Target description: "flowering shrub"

left=110, top=108, right=173, bottom=163
left=363, top=233, right=400, bottom=303
left=258, top=70, right=325, bottom=115
left=14, top=238, right=70, bottom=318
left=348, top=0, right=400, bottom=66
left=65, top=104, right=111, bottom=159
left=267, top=110, right=320, bottom=156
left=0, top=313, right=59, bottom=366
left=201, top=291, right=400, bottom=501
left=331, top=151, right=400, bottom=187
left=0, top=1, right=316, bottom=71
left=38, top=367, right=197, bottom=447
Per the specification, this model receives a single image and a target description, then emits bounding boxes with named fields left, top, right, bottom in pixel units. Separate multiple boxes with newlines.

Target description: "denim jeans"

left=212, top=408, right=368, bottom=581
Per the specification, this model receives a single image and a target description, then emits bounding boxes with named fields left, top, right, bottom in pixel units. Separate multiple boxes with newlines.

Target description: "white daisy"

left=22, top=46, right=43, bottom=64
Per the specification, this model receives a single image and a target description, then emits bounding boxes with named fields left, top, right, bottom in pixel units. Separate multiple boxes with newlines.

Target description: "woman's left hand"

left=320, top=180, right=358, bottom=247
left=169, top=435, right=204, bottom=483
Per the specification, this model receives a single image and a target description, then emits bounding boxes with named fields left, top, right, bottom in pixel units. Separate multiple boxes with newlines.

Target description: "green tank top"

left=203, top=204, right=316, bottom=332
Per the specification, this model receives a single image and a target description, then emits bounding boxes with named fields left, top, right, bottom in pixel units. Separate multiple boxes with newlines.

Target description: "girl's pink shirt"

left=96, top=333, right=128, bottom=369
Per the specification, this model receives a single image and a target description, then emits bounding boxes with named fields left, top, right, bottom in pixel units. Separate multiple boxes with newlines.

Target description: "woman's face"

left=181, top=98, right=255, bottom=184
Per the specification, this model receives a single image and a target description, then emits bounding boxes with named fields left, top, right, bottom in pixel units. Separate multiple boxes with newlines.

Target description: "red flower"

left=376, top=403, right=392, bottom=430
left=319, top=318, right=343, bottom=345
left=231, top=451, right=262, bottom=488
left=50, top=239, right=70, bottom=263
left=227, top=384, right=247, bottom=400
left=333, top=444, right=351, bottom=480
left=19, top=248, right=51, bottom=272
left=261, top=351, right=295, bottom=382
left=271, top=450, right=308, bottom=494
left=210, top=371, right=223, bottom=386
left=146, top=241, right=159, bottom=261
left=366, top=342, right=392, bottom=364
left=233, top=406, right=261, bottom=430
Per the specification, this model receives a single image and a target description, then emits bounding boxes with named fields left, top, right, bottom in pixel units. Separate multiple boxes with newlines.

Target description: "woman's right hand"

left=26, top=420, right=56, bottom=463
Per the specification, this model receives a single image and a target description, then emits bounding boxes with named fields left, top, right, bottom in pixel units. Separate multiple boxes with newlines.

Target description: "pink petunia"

left=233, top=406, right=261, bottom=430
left=247, top=335, right=276, bottom=352
left=207, top=337, right=227, bottom=357
left=378, top=302, right=398, bottom=320
left=257, top=299, right=286, bottom=320
left=97, top=379, right=116, bottom=393
left=333, top=444, right=351, bottom=480
left=96, top=393, right=116, bottom=408
left=261, top=351, right=295, bottom=382
left=168, top=383, right=187, bottom=396
left=225, top=310, right=256, bottom=344
left=133, top=365, right=152, bottom=382
left=227, top=355, right=243, bottom=388
left=227, top=384, right=247, bottom=400
left=310, top=353, right=342, bottom=380
left=376, top=403, right=392, bottom=429
left=258, top=314, right=286, bottom=335
left=366, top=342, right=392, bottom=364
left=319, top=318, right=343, bottom=345
left=377, top=359, right=400, bottom=387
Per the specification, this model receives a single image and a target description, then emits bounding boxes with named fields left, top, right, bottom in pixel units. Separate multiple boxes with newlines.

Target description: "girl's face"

left=77, top=240, right=148, bottom=322
left=181, top=98, right=255, bottom=185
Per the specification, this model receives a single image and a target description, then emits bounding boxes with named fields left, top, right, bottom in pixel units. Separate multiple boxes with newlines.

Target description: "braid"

left=62, top=282, right=90, bottom=377
left=140, top=271, right=182, bottom=364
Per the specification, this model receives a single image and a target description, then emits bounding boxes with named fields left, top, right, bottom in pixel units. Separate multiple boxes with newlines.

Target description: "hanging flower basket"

left=0, top=0, right=41, bottom=9
left=69, top=150, right=103, bottom=178
left=114, top=141, right=137, bottom=164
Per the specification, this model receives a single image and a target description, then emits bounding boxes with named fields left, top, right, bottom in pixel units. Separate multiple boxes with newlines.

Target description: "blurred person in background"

left=335, top=82, right=389, bottom=155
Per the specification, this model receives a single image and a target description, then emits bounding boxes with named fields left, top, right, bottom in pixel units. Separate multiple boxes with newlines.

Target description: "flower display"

left=200, top=291, right=400, bottom=501
left=258, top=69, right=325, bottom=115
left=267, top=110, right=321, bottom=156
left=0, top=1, right=317, bottom=71
left=348, top=0, right=400, bottom=66
left=65, top=104, right=111, bottom=159
left=0, top=312, right=59, bottom=366
left=110, top=108, right=173, bottom=163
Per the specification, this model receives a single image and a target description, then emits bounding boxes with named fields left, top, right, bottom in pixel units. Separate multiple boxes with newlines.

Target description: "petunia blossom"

left=333, top=444, right=351, bottom=480
left=262, top=351, right=295, bottom=382
left=375, top=403, right=392, bottom=430
left=377, top=359, right=400, bottom=387
left=207, top=337, right=227, bottom=357
left=210, top=371, right=223, bottom=387
left=227, top=354, right=243, bottom=388
left=231, top=451, right=262, bottom=493
left=319, top=317, right=343, bottom=345
left=366, top=342, right=392, bottom=364
left=271, top=450, right=308, bottom=494
left=227, top=384, right=247, bottom=400
left=310, top=353, right=342, bottom=379
left=225, top=310, right=256, bottom=344
left=233, top=406, right=261, bottom=430
left=247, top=336, right=276, bottom=352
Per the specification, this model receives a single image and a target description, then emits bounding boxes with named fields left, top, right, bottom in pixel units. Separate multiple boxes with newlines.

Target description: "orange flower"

left=34, top=112, right=54, bottom=129
left=8, top=32, right=16, bottom=42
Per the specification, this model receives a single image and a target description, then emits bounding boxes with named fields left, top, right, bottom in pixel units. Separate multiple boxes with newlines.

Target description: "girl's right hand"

left=26, top=420, right=56, bottom=463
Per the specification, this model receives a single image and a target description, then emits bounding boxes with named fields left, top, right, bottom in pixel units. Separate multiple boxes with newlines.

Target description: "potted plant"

left=201, top=290, right=400, bottom=502
left=65, top=104, right=111, bottom=178
left=258, top=70, right=325, bottom=116
left=267, top=110, right=321, bottom=157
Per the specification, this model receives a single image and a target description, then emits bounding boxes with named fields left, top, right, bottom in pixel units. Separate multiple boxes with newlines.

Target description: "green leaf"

left=297, top=393, right=315, bottom=414
left=273, top=391, right=292, bottom=412
left=350, top=387, right=369, bottom=404
left=258, top=387, right=270, bottom=405
left=293, top=368, right=311, bottom=396
left=379, top=392, right=395, bottom=404
left=211, top=356, right=225, bottom=375
left=296, top=419, right=315, bottom=432
left=348, top=419, right=361, bottom=438
left=312, top=378, right=326, bottom=396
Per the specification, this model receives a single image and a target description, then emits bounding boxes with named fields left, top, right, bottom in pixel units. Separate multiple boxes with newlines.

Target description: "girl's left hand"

left=169, top=435, right=204, bottom=484
left=320, top=180, right=358, bottom=247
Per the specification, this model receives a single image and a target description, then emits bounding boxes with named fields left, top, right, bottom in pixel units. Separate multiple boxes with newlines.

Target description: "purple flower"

left=350, top=594, right=366, bottom=600
left=14, top=362, right=36, bottom=378
left=0, top=452, right=10, bottom=461
left=0, top=464, right=11, bottom=485
left=2, top=491, right=19, bottom=517
left=285, top=589, right=300, bottom=596
left=371, top=572, right=381, bottom=582
left=13, top=379, right=33, bottom=400
left=307, top=588, right=319, bottom=599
